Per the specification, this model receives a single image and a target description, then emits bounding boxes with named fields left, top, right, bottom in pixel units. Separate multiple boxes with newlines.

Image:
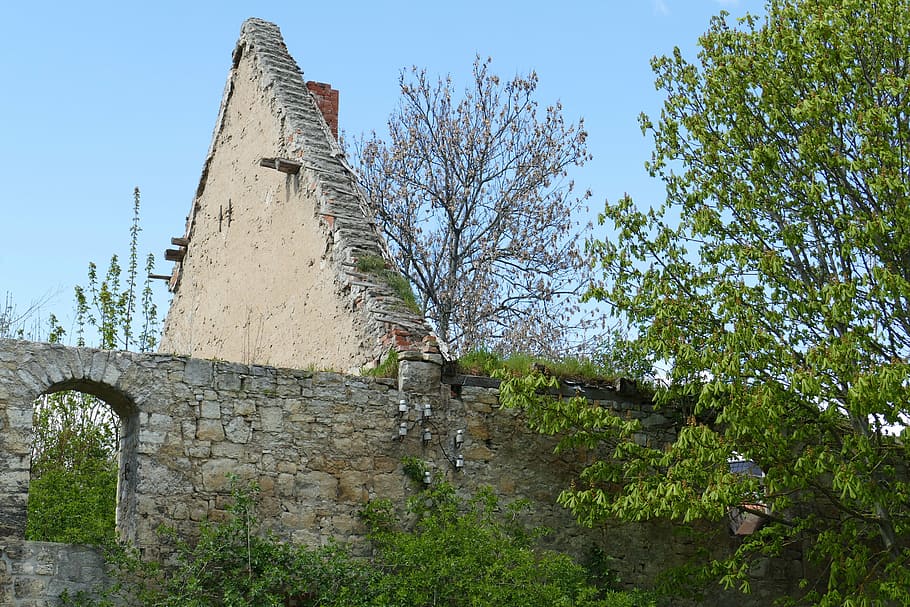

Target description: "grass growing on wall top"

left=356, top=255, right=421, bottom=315
left=362, top=348, right=399, bottom=378
left=456, top=350, right=620, bottom=384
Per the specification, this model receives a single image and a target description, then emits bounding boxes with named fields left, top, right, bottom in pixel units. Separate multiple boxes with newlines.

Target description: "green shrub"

left=27, top=391, right=119, bottom=545
left=26, top=459, right=117, bottom=545
left=361, top=483, right=655, bottom=607
left=362, top=348, right=399, bottom=378
left=64, top=481, right=374, bottom=607
left=64, top=481, right=656, bottom=607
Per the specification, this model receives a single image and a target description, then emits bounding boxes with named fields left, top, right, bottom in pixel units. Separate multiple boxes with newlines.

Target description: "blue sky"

left=0, top=0, right=764, bottom=342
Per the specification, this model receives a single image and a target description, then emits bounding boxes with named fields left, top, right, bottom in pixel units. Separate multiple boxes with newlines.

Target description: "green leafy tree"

left=74, top=187, right=158, bottom=352
left=27, top=187, right=159, bottom=544
left=503, top=1, right=910, bottom=605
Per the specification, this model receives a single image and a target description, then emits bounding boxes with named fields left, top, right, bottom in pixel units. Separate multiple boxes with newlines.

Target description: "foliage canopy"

left=504, top=1, right=910, bottom=605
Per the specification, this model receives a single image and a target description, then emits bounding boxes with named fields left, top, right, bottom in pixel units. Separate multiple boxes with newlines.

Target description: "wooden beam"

left=259, top=157, right=302, bottom=174
left=171, top=237, right=189, bottom=247
left=148, top=274, right=172, bottom=281
left=440, top=373, right=642, bottom=402
left=164, top=248, right=186, bottom=262
left=441, top=374, right=502, bottom=389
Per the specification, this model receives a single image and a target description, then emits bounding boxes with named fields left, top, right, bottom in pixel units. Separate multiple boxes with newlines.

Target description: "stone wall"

left=1, top=542, right=109, bottom=607
left=0, top=339, right=802, bottom=605
left=0, top=340, right=649, bottom=554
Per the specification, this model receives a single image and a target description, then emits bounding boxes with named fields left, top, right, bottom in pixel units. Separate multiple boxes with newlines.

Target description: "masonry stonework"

left=0, top=339, right=802, bottom=606
left=0, top=543, right=109, bottom=606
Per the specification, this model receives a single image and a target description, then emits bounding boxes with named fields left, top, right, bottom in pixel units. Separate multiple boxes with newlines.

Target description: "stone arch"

left=37, top=377, right=140, bottom=544
left=0, top=343, right=142, bottom=544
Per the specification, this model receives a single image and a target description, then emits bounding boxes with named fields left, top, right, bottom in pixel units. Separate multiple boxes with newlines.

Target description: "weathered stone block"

left=13, top=369, right=42, bottom=396
left=337, top=471, right=370, bottom=502
left=467, top=418, right=491, bottom=441
left=33, top=549, right=55, bottom=576
left=373, top=455, right=398, bottom=473
left=6, top=406, right=34, bottom=430
left=186, top=443, right=212, bottom=458
left=138, top=465, right=194, bottom=495
left=189, top=500, right=210, bottom=522
left=200, top=401, right=221, bottom=419
left=398, top=358, right=441, bottom=394
left=211, top=440, right=243, bottom=459
left=462, top=386, right=500, bottom=405
left=201, top=459, right=256, bottom=491
left=347, top=457, right=374, bottom=471
left=14, top=576, right=45, bottom=598
left=370, top=473, right=404, bottom=498
left=196, top=419, right=225, bottom=441
left=171, top=502, right=189, bottom=521
left=258, top=475, right=276, bottom=493
left=276, top=460, right=297, bottom=474
left=295, top=471, right=338, bottom=496
left=249, top=376, right=277, bottom=392
left=215, top=373, right=242, bottom=391
left=640, top=413, right=669, bottom=428
left=258, top=406, right=284, bottom=432
left=465, top=444, right=494, bottom=462
left=224, top=416, right=252, bottom=443
left=259, top=451, right=276, bottom=469
left=277, top=472, right=296, bottom=495
left=307, top=455, right=347, bottom=474
left=233, top=400, right=257, bottom=416
left=467, top=400, right=493, bottom=414
left=330, top=512, right=363, bottom=535
left=102, top=359, right=125, bottom=386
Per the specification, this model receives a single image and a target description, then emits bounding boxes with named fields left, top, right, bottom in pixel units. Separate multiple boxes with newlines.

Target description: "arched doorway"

left=27, top=378, right=139, bottom=544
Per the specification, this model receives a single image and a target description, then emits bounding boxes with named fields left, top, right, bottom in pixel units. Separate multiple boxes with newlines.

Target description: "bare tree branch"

left=354, top=57, right=593, bottom=356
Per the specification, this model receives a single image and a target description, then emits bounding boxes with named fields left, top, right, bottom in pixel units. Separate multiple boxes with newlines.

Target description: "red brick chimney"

left=306, top=81, right=339, bottom=140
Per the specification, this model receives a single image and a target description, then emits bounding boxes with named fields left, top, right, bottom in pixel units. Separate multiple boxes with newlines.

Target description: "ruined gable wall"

left=158, top=27, right=372, bottom=373
left=160, top=19, right=436, bottom=374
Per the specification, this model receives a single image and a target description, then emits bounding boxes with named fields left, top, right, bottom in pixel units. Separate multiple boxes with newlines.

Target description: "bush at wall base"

left=60, top=481, right=657, bottom=607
